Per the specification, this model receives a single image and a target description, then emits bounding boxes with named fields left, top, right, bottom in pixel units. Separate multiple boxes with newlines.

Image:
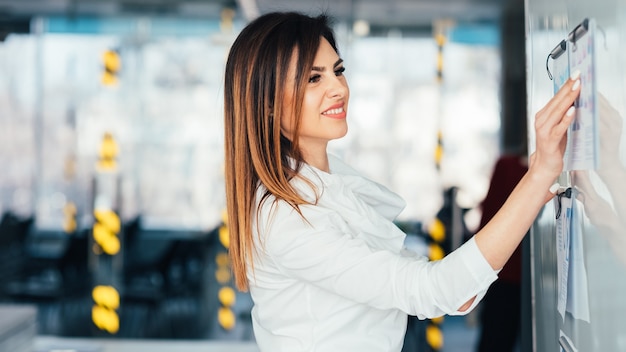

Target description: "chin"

left=335, top=128, right=349, bottom=139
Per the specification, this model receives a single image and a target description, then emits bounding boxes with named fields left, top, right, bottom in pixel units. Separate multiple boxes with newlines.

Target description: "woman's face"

left=280, top=37, right=349, bottom=155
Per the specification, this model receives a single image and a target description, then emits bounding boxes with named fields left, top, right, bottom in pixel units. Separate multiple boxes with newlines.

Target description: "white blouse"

left=248, top=155, right=498, bottom=352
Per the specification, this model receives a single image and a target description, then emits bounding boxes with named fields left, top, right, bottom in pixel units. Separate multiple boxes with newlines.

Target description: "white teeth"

left=323, top=107, right=344, bottom=115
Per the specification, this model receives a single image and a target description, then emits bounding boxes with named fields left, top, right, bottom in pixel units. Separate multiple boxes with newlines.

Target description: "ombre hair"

left=224, top=12, right=338, bottom=291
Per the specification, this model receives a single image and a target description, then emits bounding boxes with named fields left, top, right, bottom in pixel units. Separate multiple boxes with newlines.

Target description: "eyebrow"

left=311, top=58, right=344, bottom=72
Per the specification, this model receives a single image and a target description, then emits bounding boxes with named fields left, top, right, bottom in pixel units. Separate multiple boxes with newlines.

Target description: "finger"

left=551, top=70, right=581, bottom=108
left=537, top=80, right=579, bottom=127
left=534, top=93, right=578, bottom=147
left=534, top=104, right=575, bottom=151
left=535, top=71, right=581, bottom=127
left=553, top=105, right=577, bottom=137
left=549, top=182, right=561, bottom=194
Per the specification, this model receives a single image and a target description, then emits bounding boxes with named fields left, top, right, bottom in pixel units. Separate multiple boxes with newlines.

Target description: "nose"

left=327, top=75, right=348, bottom=99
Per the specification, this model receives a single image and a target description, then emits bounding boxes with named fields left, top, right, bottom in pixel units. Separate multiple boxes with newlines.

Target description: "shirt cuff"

left=445, top=236, right=499, bottom=316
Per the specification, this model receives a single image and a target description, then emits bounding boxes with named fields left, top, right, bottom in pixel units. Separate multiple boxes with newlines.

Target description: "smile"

left=322, top=107, right=344, bottom=115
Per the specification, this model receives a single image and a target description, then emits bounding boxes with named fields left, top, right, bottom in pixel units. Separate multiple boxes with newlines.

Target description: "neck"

left=301, top=148, right=330, bottom=173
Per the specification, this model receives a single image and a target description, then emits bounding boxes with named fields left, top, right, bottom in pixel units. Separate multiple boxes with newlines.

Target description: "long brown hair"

left=224, top=12, right=339, bottom=291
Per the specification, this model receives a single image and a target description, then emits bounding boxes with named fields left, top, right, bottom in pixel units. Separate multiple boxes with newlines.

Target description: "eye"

left=308, top=74, right=321, bottom=83
left=334, top=66, right=346, bottom=76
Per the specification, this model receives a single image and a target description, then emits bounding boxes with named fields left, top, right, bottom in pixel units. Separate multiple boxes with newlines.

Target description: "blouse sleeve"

left=256, top=199, right=498, bottom=319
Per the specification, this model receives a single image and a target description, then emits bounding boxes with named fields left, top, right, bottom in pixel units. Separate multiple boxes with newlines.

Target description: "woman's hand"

left=529, top=70, right=581, bottom=197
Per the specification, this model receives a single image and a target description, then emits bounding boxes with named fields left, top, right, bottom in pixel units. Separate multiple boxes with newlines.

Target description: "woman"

left=223, top=12, right=580, bottom=351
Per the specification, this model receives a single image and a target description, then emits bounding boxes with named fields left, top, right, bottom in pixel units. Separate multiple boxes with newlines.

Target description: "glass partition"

left=525, top=0, right=626, bottom=350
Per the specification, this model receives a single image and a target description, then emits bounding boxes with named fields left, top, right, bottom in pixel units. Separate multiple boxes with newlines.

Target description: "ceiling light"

left=353, top=19, right=370, bottom=37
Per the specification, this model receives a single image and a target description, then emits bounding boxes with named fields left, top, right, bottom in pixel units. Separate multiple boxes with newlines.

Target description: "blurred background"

left=0, top=0, right=530, bottom=351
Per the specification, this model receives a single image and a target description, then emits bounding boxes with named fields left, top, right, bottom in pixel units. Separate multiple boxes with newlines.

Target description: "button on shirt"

left=248, top=155, right=498, bottom=352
